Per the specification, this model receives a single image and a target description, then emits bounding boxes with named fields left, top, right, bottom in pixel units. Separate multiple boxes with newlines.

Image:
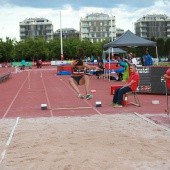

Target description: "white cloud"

left=0, top=1, right=170, bottom=41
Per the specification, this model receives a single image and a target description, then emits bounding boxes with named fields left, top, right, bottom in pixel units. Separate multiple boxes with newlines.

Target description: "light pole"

left=60, top=10, right=64, bottom=60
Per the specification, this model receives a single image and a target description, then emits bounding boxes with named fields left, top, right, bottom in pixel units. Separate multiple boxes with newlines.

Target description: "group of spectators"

left=125, top=50, right=153, bottom=66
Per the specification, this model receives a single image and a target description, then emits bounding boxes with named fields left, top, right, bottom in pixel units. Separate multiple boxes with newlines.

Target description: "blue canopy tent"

left=103, top=48, right=127, bottom=55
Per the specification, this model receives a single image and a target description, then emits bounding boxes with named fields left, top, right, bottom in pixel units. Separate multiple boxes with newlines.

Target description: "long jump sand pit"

left=0, top=114, right=170, bottom=170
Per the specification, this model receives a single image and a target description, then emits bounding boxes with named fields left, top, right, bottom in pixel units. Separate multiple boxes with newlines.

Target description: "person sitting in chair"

left=111, top=64, right=140, bottom=107
left=95, top=62, right=104, bottom=79
left=114, top=58, right=129, bottom=82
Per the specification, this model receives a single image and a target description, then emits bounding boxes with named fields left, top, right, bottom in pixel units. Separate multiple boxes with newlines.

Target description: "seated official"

left=111, top=64, right=140, bottom=108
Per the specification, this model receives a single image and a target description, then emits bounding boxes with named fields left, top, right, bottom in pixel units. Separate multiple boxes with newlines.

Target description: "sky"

left=0, top=0, right=170, bottom=41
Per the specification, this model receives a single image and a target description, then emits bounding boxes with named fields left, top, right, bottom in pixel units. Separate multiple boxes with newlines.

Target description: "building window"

left=90, top=27, right=93, bottom=32
left=30, top=25, right=35, bottom=30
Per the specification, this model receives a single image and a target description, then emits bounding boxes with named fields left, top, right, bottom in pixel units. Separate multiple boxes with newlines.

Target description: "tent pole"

left=109, top=48, right=111, bottom=82
left=102, top=50, right=106, bottom=80
left=156, top=46, right=159, bottom=66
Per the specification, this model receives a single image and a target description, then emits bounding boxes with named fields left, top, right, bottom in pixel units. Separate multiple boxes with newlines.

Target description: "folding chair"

left=125, top=91, right=141, bottom=107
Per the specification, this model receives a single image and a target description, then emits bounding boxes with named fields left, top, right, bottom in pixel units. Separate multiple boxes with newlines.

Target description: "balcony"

left=141, top=24, right=147, bottom=27
left=141, top=30, right=147, bottom=32
left=81, top=30, right=89, bottom=33
left=81, top=24, right=89, bottom=27
left=20, top=28, right=25, bottom=31
left=46, top=27, right=52, bottom=30
left=81, top=34, right=89, bottom=38
left=46, top=32, right=53, bottom=35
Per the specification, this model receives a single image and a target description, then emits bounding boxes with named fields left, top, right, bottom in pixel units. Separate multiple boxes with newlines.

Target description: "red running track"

left=0, top=67, right=170, bottom=128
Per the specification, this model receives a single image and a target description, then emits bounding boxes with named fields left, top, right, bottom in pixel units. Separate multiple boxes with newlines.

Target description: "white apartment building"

left=54, top=28, right=80, bottom=39
left=135, top=14, right=170, bottom=39
left=80, top=13, right=116, bottom=43
left=19, top=18, right=53, bottom=41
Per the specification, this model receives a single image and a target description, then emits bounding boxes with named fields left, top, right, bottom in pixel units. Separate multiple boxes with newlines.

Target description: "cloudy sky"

left=0, top=0, right=170, bottom=41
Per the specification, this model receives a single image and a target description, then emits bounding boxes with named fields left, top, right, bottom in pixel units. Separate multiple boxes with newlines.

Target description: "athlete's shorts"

left=71, top=75, right=83, bottom=85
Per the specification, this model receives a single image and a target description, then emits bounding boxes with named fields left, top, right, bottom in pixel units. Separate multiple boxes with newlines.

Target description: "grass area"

left=154, top=62, right=170, bottom=66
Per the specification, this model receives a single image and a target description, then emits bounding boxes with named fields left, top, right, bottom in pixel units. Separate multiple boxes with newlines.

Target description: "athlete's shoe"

left=86, top=94, right=93, bottom=100
left=78, top=93, right=84, bottom=99
left=109, top=102, right=116, bottom=106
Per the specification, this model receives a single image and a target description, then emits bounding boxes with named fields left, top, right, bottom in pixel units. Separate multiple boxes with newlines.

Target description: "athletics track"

left=0, top=66, right=170, bottom=128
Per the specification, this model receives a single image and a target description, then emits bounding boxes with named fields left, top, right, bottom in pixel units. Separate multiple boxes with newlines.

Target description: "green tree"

left=0, top=37, right=15, bottom=62
left=164, top=38, right=170, bottom=56
left=156, top=38, right=164, bottom=57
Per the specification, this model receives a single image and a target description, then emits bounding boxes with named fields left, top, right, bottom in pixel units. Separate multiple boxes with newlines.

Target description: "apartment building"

left=116, top=28, right=124, bottom=38
left=135, top=14, right=170, bottom=39
left=19, top=18, right=53, bottom=41
left=80, top=13, right=116, bottom=43
left=53, top=28, right=80, bottom=39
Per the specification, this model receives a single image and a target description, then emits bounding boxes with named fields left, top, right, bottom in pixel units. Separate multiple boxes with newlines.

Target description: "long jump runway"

left=0, top=69, right=104, bottom=119
left=0, top=68, right=170, bottom=169
left=0, top=68, right=170, bottom=127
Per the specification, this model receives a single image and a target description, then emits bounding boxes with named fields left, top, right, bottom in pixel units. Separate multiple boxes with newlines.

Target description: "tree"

left=0, top=37, right=15, bottom=62
left=164, top=38, right=170, bottom=56
left=156, top=38, right=164, bottom=57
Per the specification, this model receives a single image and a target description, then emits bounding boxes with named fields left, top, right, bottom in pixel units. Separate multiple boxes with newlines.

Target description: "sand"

left=0, top=114, right=170, bottom=170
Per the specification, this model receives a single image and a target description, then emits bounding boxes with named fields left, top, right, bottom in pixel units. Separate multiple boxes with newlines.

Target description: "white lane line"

left=41, top=71, right=53, bottom=117
left=134, top=112, right=170, bottom=132
left=0, top=117, right=20, bottom=163
left=2, top=75, right=28, bottom=119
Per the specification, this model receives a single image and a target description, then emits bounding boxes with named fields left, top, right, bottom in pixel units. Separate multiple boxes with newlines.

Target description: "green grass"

left=154, top=62, right=170, bottom=66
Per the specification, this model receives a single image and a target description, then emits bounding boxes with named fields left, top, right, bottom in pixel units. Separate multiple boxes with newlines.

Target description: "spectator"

left=140, top=56, right=145, bottom=66
left=131, top=54, right=137, bottom=65
left=95, top=62, right=104, bottom=79
left=167, top=51, right=170, bottom=62
left=21, top=59, right=26, bottom=70
left=97, top=56, right=103, bottom=64
left=113, top=58, right=129, bottom=82
left=36, top=59, right=40, bottom=68
left=110, top=64, right=140, bottom=107
left=143, top=51, right=153, bottom=66
left=90, top=55, right=94, bottom=65
left=127, top=53, right=132, bottom=63
left=39, top=59, right=42, bottom=68
left=163, top=68, right=170, bottom=90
